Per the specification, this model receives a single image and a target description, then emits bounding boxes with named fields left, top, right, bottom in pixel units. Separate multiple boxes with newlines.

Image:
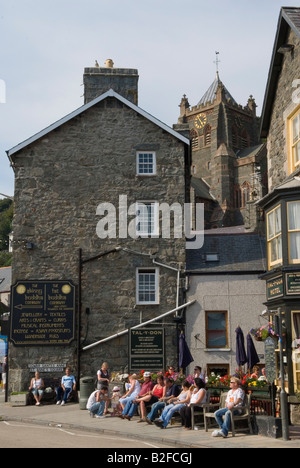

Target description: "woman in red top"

left=135, top=375, right=165, bottom=423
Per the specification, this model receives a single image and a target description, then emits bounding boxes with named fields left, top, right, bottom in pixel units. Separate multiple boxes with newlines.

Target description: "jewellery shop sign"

left=10, top=281, right=76, bottom=346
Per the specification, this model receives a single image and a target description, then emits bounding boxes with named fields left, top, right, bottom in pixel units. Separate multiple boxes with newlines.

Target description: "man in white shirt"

left=56, top=367, right=76, bottom=406
left=212, top=377, right=245, bottom=438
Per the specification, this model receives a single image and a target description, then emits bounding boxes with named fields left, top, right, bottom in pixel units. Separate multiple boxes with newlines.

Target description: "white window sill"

left=204, top=348, right=231, bottom=352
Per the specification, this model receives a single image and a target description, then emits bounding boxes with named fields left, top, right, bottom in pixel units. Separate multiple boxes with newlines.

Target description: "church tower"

left=174, top=70, right=267, bottom=230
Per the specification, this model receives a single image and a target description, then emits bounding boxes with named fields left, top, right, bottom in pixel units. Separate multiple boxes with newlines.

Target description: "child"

left=111, top=386, right=122, bottom=417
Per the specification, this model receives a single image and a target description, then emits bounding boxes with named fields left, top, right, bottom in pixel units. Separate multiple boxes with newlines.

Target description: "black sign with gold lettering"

left=129, top=328, right=165, bottom=372
left=10, top=281, right=76, bottom=346
left=267, top=276, right=284, bottom=301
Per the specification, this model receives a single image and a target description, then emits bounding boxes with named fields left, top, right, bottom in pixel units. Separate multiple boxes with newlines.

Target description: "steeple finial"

left=214, top=51, right=221, bottom=75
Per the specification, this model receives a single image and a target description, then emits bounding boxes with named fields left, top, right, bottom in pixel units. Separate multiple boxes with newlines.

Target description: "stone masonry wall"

left=9, top=97, right=187, bottom=391
left=267, top=29, right=300, bottom=190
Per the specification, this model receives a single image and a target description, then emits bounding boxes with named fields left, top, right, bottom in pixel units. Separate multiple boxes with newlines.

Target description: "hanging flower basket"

left=250, top=323, right=280, bottom=342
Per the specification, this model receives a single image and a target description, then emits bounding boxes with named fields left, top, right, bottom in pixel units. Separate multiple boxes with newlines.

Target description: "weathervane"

left=214, top=51, right=221, bottom=73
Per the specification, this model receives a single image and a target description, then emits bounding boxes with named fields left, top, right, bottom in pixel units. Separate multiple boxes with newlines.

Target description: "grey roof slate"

left=186, top=233, right=266, bottom=273
left=198, top=72, right=237, bottom=107
left=282, top=7, right=300, bottom=37
left=191, top=177, right=216, bottom=201
left=261, top=7, right=300, bottom=138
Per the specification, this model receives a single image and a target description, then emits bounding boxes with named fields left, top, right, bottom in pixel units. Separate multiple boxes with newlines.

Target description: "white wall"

left=186, top=274, right=267, bottom=376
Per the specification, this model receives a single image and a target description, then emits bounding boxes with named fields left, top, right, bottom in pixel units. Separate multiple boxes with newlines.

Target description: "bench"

left=204, top=392, right=253, bottom=437
left=190, top=391, right=211, bottom=430
left=28, top=377, right=78, bottom=405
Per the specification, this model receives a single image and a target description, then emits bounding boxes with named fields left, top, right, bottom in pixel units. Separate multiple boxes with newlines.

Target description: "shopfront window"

left=267, top=205, right=282, bottom=269
left=288, top=201, right=300, bottom=264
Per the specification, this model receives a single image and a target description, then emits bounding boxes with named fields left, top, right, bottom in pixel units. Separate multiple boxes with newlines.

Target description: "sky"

left=0, top=0, right=293, bottom=197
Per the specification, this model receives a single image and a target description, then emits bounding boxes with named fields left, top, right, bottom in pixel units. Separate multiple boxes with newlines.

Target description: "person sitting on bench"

left=56, top=367, right=76, bottom=406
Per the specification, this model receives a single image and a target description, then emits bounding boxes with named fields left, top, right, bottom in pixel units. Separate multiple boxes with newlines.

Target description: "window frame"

left=136, top=268, right=160, bottom=305
left=135, top=201, right=159, bottom=237
left=205, top=311, right=228, bottom=349
left=136, top=151, right=156, bottom=176
left=267, top=204, right=283, bottom=270
left=288, top=106, right=300, bottom=174
left=287, top=201, right=300, bottom=264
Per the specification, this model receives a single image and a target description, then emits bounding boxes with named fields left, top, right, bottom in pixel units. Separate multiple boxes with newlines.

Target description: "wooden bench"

left=190, top=391, right=211, bottom=430
left=204, top=392, right=253, bottom=437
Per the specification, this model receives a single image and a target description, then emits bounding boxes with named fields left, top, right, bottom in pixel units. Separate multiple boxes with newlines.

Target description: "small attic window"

left=203, top=253, right=220, bottom=262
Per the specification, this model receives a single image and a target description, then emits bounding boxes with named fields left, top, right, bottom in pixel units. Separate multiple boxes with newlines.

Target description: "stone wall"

left=9, top=96, right=187, bottom=391
left=267, top=28, right=300, bottom=190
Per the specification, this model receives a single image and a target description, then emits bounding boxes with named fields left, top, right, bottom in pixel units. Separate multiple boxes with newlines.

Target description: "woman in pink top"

left=135, top=375, right=165, bottom=423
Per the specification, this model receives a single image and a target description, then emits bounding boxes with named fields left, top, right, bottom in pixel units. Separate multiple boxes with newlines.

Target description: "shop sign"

left=286, top=273, right=300, bottom=295
left=129, top=328, right=165, bottom=372
left=10, top=281, right=76, bottom=346
left=267, top=276, right=284, bottom=301
left=264, top=337, right=276, bottom=384
left=28, top=363, right=67, bottom=373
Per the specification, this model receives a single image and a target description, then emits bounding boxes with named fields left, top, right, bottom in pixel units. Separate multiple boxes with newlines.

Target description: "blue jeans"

left=57, top=386, right=72, bottom=403
left=148, top=401, right=165, bottom=422
left=122, top=398, right=138, bottom=418
left=90, top=401, right=105, bottom=416
left=214, top=408, right=240, bottom=437
left=159, top=403, right=186, bottom=428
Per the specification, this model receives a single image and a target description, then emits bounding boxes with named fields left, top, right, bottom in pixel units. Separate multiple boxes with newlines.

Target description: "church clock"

left=194, top=113, right=207, bottom=129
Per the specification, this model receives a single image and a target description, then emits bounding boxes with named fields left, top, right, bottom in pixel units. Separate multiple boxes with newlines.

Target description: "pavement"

left=0, top=392, right=299, bottom=448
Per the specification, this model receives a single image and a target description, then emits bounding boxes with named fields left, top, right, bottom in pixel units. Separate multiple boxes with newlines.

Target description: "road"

left=0, top=421, right=173, bottom=448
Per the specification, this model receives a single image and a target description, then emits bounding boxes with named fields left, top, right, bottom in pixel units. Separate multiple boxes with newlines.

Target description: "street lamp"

left=268, top=308, right=289, bottom=441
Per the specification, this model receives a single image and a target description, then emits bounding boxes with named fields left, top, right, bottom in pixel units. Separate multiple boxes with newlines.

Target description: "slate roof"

left=191, top=177, right=216, bottom=201
left=261, top=7, right=300, bottom=138
left=258, top=175, right=300, bottom=209
left=236, top=144, right=265, bottom=160
left=186, top=232, right=266, bottom=273
left=198, top=72, right=238, bottom=107
left=0, top=267, right=12, bottom=293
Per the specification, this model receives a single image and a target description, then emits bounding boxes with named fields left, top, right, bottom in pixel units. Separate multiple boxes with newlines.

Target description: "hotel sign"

left=286, top=273, right=300, bottom=295
left=10, top=281, right=76, bottom=346
left=267, top=276, right=284, bottom=301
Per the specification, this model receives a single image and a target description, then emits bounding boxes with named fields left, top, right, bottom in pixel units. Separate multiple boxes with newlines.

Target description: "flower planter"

left=206, top=386, right=229, bottom=396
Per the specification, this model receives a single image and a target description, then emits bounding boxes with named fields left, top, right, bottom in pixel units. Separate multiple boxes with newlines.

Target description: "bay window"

left=288, top=201, right=300, bottom=263
left=267, top=205, right=283, bottom=269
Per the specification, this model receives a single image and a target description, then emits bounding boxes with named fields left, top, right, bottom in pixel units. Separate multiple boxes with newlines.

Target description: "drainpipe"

left=152, top=259, right=182, bottom=312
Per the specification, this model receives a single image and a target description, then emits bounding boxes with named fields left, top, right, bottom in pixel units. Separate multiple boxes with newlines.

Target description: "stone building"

left=6, top=61, right=190, bottom=391
left=186, top=228, right=267, bottom=376
left=258, top=7, right=300, bottom=398
left=174, top=71, right=267, bottom=230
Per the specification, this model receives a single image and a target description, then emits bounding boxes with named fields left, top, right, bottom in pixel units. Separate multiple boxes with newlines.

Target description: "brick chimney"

left=83, top=59, right=139, bottom=105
